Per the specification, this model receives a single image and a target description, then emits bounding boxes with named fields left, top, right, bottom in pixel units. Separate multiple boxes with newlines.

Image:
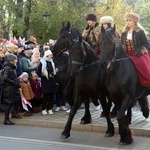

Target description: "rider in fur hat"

left=82, top=13, right=101, bottom=51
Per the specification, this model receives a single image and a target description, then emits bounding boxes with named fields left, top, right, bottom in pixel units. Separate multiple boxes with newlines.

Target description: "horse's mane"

left=100, top=26, right=128, bottom=62
left=59, top=25, right=82, bottom=39
left=82, top=40, right=98, bottom=62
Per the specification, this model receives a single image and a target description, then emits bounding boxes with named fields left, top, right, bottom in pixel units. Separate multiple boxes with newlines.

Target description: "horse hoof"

left=80, top=119, right=91, bottom=124
left=100, top=112, right=105, bottom=117
left=143, top=110, right=149, bottom=118
left=119, top=137, right=133, bottom=145
left=105, top=132, right=114, bottom=137
left=60, top=132, right=70, bottom=139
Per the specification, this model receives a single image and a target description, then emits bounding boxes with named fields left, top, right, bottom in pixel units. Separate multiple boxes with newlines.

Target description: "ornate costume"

left=121, top=13, right=150, bottom=87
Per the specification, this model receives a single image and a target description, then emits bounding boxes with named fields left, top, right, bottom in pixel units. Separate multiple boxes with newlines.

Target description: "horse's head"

left=52, top=22, right=81, bottom=56
left=67, top=36, right=98, bottom=78
left=67, top=35, right=85, bottom=77
left=100, top=24, right=120, bottom=66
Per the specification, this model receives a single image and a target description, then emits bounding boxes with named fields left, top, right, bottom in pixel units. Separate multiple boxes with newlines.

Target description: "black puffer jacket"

left=2, top=61, right=21, bottom=105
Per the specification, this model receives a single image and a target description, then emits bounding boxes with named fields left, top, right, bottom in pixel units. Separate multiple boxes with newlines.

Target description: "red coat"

left=30, top=78, right=41, bottom=99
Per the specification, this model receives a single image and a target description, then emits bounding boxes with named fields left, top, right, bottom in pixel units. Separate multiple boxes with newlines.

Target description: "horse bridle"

left=69, top=28, right=100, bottom=71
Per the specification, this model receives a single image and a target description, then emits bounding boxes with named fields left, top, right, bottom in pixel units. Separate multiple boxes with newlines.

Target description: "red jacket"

left=30, top=78, right=41, bottom=99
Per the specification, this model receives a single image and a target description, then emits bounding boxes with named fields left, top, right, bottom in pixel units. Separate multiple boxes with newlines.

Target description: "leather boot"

left=4, top=119, right=15, bottom=125
left=12, top=111, right=22, bottom=119
left=4, top=105, right=15, bottom=125
left=12, top=113, right=22, bottom=119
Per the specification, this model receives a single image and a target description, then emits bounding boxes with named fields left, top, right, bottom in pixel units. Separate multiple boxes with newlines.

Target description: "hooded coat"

left=2, top=61, right=21, bottom=105
left=20, top=78, right=34, bottom=101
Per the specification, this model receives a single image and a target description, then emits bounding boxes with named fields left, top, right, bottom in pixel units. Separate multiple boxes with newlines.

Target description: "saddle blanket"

left=130, top=53, right=150, bottom=87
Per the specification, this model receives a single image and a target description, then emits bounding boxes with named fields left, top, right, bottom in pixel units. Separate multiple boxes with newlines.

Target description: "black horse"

left=52, top=22, right=114, bottom=139
left=99, top=25, right=149, bottom=144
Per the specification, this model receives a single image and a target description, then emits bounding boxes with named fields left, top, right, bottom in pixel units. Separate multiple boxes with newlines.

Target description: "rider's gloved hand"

left=86, top=25, right=90, bottom=30
left=136, top=51, right=142, bottom=57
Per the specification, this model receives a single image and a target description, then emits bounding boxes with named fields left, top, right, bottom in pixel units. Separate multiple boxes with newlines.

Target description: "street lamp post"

left=42, top=12, right=50, bottom=23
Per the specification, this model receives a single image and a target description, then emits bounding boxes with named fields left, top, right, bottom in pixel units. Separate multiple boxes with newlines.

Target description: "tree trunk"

left=23, top=0, right=32, bottom=39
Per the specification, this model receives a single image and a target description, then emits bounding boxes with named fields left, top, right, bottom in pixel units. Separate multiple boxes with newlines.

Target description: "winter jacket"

left=30, top=78, right=41, bottom=99
left=2, top=61, right=21, bottom=105
left=37, top=61, right=57, bottom=94
left=121, top=29, right=150, bottom=53
left=82, top=22, right=101, bottom=50
left=20, top=79, right=34, bottom=101
left=20, top=53, right=36, bottom=76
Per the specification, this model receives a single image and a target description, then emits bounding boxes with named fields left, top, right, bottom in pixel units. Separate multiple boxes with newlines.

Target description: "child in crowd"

left=30, top=72, right=42, bottom=112
left=19, top=72, right=34, bottom=116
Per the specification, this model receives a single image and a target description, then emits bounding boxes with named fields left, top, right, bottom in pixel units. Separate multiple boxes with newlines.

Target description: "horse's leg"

left=64, top=88, right=74, bottom=107
left=60, top=93, right=82, bottom=139
left=126, top=107, right=132, bottom=125
left=138, top=97, right=149, bottom=118
left=80, top=97, right=91, bottom=124
left=117, top=96, right=133, bottom=145
left=100, top=98, right=111, bottom=117
left=63, top=77, right=75, bottom=97
left=100, top=96, right=114, bottom=137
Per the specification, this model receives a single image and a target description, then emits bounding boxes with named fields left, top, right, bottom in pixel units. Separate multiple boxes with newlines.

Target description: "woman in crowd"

left=37, top=50, right=58, bottom=115
left=2, top=54, right=22, bottom=125
left=31, top=48, right=41, bottom=67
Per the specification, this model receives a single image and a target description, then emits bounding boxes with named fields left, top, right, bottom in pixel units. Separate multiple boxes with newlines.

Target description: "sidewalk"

left=0, top=104, right=150, bottom=137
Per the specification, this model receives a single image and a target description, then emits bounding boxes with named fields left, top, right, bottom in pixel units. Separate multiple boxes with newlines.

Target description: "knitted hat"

left=86, top=13, right=97, bottom=22
left=44, top=50, right=53, bottom=57
left=6, top=54, right=17, bottom=62
left=21, top=72, right=28, bottom=77
left=126, top=12, right=139, bottom=23
left=100, top=16, right=113, bottom=24
left=9, top=45, right=18, bottom=53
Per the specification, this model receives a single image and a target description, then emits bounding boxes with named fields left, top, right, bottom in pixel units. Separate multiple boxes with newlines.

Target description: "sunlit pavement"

left=0, top=102, right=150, bottom=137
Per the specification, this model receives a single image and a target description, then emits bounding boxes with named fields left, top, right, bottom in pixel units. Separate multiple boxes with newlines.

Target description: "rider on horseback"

left=121, top=12, right=150, bottom=87
left=82, top=13, right=101, bottom=51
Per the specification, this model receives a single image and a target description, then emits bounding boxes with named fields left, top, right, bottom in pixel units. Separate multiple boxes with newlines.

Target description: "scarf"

left=40, top=56, right=56, bottom=80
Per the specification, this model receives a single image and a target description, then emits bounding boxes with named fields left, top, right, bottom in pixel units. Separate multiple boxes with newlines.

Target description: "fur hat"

left=126, top=12, right=139, bottom=23
left=100, top=16, right=113, bottom=24
left=6, top=54, right=17, bottom=62
left=86, top=13, right=97, bottom=22
left=44, top=50, right=53, bottom=57
left=9, top=45, right=18, bottom=53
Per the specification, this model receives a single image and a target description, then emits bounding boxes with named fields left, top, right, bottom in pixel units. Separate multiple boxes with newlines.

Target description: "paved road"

left=0, top=125, right=150, bottom=150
